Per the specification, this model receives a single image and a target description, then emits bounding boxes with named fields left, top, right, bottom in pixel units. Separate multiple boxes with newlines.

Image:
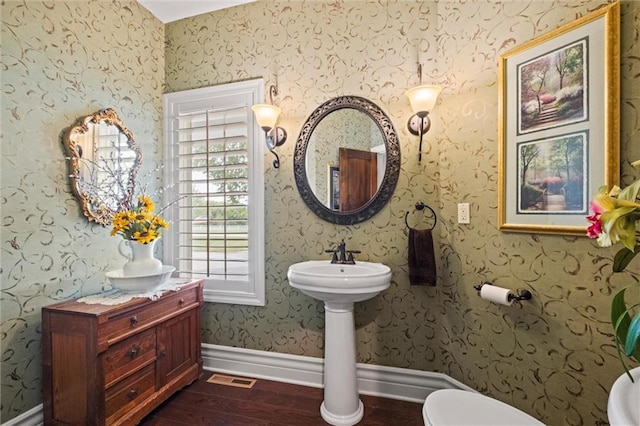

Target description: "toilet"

left=423, top=389, right=545, bottom=426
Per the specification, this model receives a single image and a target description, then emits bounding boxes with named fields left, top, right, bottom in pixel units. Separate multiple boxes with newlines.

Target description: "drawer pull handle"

left=129, top=316, right=138, bottom=327
left=128, top=347, right=139, bottom=359
left=178, top=298, right=185, bottom=306
left=127, top=388, right=138, bottom=400
left=158, top=349, right=166, bottom=358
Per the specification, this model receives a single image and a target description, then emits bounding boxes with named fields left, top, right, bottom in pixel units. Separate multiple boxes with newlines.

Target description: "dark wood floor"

left=140, top=372, right=424, bottom=425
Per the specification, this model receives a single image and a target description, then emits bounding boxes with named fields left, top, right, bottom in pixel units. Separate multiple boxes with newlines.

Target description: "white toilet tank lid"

left=423, top=389, right=545, bottom=426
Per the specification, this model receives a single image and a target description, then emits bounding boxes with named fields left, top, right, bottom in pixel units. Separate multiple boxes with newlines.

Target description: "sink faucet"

left=325, top=239, right=361, bottom=264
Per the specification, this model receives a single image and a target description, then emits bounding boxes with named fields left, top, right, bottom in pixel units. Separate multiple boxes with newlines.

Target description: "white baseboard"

left=2, top=404, right=43, bottom=426
left=201, top=343, right=474, bottom=403
left=2, top=344, right=472, bottom=426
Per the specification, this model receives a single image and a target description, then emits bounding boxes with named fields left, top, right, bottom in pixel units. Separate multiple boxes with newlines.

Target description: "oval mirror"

left=293, top=96, right=400, bottom=225
left=63, top=108, right=142, bottom=226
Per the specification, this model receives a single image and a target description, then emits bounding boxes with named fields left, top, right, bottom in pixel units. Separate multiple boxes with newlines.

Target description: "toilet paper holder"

left=473, top=282, right=533, bottom=302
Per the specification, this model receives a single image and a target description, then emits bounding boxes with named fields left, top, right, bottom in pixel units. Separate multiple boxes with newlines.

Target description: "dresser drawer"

left=103, top=328, right=156, bottom=387
left=105, top=363, right=156, bottom=422
left=100, top=286, right=200, bottom=345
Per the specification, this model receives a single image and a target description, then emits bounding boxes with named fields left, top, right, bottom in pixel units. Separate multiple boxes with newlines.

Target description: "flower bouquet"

left=110, top=195, right=169, bottom=244
left=108, top=194, right=174, bottom=282
left=587, top=161, right=640, bottom=380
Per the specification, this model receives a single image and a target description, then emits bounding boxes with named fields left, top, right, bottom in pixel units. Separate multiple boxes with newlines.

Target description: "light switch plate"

left=458, top=203, right=470, bottom=224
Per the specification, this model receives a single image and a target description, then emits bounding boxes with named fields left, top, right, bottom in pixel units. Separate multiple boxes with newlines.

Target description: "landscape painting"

left=499, top=3, right=619, bottom=235
left=518, top=38, right=588, bottom=134
left=517, top=132, right=588, bottom=214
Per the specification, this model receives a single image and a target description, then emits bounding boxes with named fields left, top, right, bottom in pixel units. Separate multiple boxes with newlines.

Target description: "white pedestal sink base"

left=321, top=400, right=363, bottom=426
left=287, top=260, right=392, bottom=425
left=321, top=302, right=363, bottom=426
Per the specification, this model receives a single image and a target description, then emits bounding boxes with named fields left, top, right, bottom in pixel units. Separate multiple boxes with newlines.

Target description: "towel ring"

left=405, top=201, right=437, bottom=231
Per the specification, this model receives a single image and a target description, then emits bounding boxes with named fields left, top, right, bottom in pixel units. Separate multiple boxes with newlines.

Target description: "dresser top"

left=42, top=279, right=203, bottom=316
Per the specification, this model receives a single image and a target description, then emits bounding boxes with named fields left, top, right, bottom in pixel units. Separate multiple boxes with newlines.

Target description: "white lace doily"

left=78, top=278, right=193, bottom=305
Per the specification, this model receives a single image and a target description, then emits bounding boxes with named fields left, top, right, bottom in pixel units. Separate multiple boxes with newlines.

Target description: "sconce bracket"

left=265, top=127, right=288, bottom=169
left=266, top=127, right=287, bottom=150
left=407, top=114, right=431, bottom=136
left=272, top=127, right=287, bottom=147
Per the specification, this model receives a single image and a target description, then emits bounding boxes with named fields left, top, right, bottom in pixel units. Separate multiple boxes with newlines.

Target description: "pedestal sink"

left=608, top=366, right=640, bottom=425
left=287, top=260, right=391, bottom=425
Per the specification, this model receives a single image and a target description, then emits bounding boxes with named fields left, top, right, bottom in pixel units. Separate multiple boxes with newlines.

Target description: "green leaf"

left=612, top=288, right=629, bottom=341
left=612, top=285, right=640, bottom=362
left=618, top=179, right=640, bottom=202
left=614, top=331, right=636, bottom=382
left=613, top=245, right=640, bottom=272
left=626, top=312, right=640, bottom=357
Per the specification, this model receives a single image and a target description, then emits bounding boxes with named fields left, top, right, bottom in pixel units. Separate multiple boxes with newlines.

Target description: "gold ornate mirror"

left=63, top=108, right=142, bottom=226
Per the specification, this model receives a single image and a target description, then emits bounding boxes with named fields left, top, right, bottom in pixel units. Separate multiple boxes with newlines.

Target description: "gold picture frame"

left=498, top=1, right=619, bottom=236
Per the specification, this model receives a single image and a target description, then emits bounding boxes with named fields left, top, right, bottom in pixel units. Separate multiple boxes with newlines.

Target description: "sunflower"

left=137, top=195, right=155, bottom=212
left=110, top=195, right=168, bottom=243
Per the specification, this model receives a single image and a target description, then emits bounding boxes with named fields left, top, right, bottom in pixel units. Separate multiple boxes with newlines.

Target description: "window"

left=163, top=79, right=265, bottom=305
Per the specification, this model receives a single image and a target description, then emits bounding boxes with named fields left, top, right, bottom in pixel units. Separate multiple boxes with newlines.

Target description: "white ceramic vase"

left=119, top=239, right=163, bottom=277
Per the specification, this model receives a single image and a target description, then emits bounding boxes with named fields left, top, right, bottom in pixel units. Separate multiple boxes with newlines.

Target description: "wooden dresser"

left=42, top=280, right=204, bottom=426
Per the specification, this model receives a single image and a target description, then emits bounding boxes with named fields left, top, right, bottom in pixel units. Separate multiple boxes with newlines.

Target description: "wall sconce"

left=252, top=85, right=287, bottom=168
left=406, top=65, right=441, bottom=163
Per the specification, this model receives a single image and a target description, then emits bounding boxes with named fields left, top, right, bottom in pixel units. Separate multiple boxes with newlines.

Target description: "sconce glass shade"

left=406, top=85, right=442, bottom=114
left=252, top=104, right=281, bottom=130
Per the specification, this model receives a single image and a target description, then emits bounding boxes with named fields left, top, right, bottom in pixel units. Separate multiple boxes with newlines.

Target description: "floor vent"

left=207, top=373, right=257, bottom=389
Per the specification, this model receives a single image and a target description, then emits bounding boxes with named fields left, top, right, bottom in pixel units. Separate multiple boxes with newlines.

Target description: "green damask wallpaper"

left=2, top=0, right=640, bottom=425
left=166, top=1, right=640, bottom=425
left=1, top=0, right=164, bottom=422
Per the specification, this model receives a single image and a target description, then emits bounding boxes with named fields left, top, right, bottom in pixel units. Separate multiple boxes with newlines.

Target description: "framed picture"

left=498, top=2, right=619, bottom=236
left=328, top=164, right=340, bottom=211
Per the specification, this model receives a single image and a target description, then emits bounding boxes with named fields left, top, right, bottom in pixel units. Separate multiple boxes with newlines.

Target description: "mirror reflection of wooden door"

left=339, top=147, right=378, bottom=211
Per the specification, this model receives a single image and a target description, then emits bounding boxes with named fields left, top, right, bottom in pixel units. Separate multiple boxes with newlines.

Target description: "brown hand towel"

left=408, top=228, right=436, bottom=286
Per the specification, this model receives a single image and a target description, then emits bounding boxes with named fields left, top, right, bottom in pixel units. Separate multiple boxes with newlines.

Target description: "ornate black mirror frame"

left=63, top=108, right=142, bottom=227
left=293, top=96, right=400, bottom=225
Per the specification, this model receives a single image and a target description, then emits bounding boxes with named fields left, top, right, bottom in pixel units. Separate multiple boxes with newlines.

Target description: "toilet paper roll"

left=480, top=285, right=513, bottom=306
